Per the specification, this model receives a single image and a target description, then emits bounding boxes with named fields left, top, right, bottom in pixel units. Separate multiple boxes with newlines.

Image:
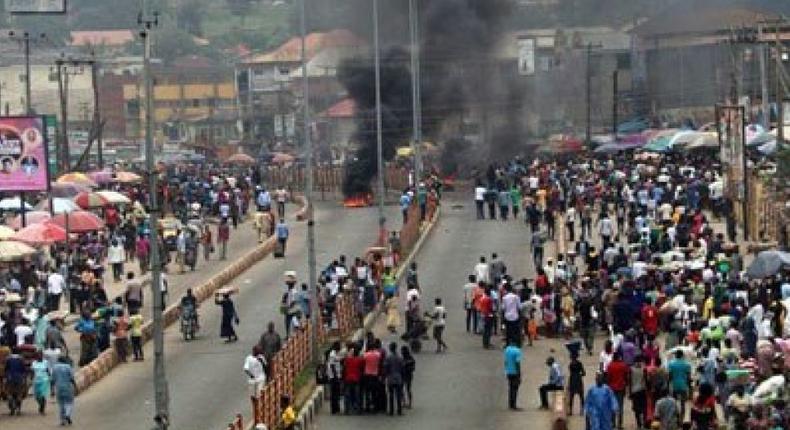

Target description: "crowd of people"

left=466, top=153, right=788, bottom=430
left=0, top=164, right=298, bottom=424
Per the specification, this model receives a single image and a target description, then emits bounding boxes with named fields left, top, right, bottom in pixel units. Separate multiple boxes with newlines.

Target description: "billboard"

left=5, top=0, right=66, bottom=13
left=517, top=37, right=535, bottom=76
left=43, top=115, right=58, bottom=177
left=0, top=116, right=49, bottom=192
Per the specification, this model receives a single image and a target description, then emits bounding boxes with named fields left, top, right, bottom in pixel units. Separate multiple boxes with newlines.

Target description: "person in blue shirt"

left=667, top=349, right=691, bottom=421
left=399, top=191, right=411, bottom=224
left=75, top=310, right=98, bottom=366
left=276, top=219, right=289, bottom=256
left=257, top=188, right=271, bottom=212
left=503, top=340, right=522, bottom=410
left=539, top=356, right=565, bottom=409
left=52, top=355, right=76, bottom=426
left=416, top=183, right=428, bottom=221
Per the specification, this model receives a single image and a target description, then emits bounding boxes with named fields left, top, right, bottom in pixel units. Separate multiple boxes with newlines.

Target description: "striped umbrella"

left=12, top=222, right=68, bottom=245
left=51, top=211, right=105, bottom=233
left=0, top=240, right=37, bottom=262
left=8, top=211, right=51, bottom=230
left=74, top=191, right=109, bottom=209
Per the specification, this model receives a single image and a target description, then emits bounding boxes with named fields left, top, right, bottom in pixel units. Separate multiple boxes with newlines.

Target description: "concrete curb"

left=73, top=202, right=308, bottom=394
left=293, top=206, right=442, bottom=429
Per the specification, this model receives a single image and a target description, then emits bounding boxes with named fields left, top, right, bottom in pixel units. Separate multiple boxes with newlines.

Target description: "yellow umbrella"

left=115, top=171, right=143, bottom=183
left=0, top=240, right=37, bottom=262
left=0, top=225, right=14, bottom=240
left=57, top=172, right=98, bottom=188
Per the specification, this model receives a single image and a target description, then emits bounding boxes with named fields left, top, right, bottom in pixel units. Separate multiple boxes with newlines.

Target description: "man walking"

left=383, top=342, right=404, bottom=416
left=504, top=339, right=522, bottom=410
left=605, top=352, right=629, bottom=429
left=47, top=269, right=66, bottom=312
left=275, top=218, right=289, bottom=257
left=479, top=288, right=494, bottom=349
left=501, top=284, right=521, bottom=346
left=428, top=297, right=448, bottom=353
left=585, top=373, right=619, bottom=430
left=474, top=182, right=486, bottom=220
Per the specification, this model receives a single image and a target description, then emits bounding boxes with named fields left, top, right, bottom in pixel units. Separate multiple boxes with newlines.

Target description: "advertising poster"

left=44, top=114, right=58, bottom=177
left=0, top=116, right=49, bottom=191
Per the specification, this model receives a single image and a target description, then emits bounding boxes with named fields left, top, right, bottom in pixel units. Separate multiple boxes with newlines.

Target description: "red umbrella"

left=74, top=191, right=109, bottom=209
left=51, top=211, right=105, bottom=233
left=8, top=211, right=51, bottom=230
left=12, top=222, right=67, bottom=245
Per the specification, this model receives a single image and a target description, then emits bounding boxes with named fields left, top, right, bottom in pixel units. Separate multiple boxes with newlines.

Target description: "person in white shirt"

left=243, top=346, right=267, bottom=401
left=46, top=270, right=66, bottom=313
left=463, top=275, right=477, bottom=333
left=429, top=297, right=448, bottom=353
left=275, top=187, right=288, bottom=218
left=474, top=256, right=489, bottom=285
left=474, top=183, right=486, bottom=219
left=501, top=285, right=521, bottom=345
left=14, top=319, right=33, bottom=346
left=108, top=239, right=126, bottom=282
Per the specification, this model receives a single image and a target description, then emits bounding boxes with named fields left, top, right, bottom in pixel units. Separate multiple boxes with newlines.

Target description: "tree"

left=176, top=0, right=205, bottom=36
left=227, top=0, right=252, bottom=27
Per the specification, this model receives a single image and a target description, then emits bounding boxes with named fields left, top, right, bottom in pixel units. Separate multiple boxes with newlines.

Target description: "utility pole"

left=373, top=0, right=386, bottom=245
left=9, top=31, right=45, bottom=114
left=612, top=70, right=619, bottom=138
left=759, top=24, right=770, bottom=128
left=777, top=24, right=785, bottom=144
left=0, top=82, right=6, bottom=114
left=139, top=3, right=169, bottom=428
left=91, top=57, right=103, bottom=168
left=582, top=43, right=603, bottom=146
left=299, top=0, right=318, bottom=361
left=409, top=0, right=423, bottom=184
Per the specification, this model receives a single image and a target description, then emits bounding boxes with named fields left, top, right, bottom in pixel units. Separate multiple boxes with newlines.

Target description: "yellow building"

left=123, top=57, right=240, bottom=146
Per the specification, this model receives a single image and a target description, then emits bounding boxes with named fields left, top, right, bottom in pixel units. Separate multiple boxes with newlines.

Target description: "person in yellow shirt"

left=129, top=310, right=144, bottom=361
left=281, top=395, right=296, bottom=430
left=701, top=295, right=714, bottom=321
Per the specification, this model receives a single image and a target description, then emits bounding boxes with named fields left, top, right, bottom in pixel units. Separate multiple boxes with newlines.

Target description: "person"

left=428, top=297, right=448, bottom=353
left=112, top=309, right=130, bottom=362
left=216, top=292, right=239, bottom=342
left=47, top=269, right=66, bottom=312
left=568, top=353, right=586, bottom=415
left=281, top=395, right=296, bottom=430
left=258, top=321, right=282, bottom=374
left=75, top=310, right=98, bottom=366
left=401, top=345, right=416, bottom=409
left=342, top=344, right=364, bottom=414
left=474, top=182, right=486, bottom=219
left=479, top=288, right=494, bottom=349
left=539, top=356, right=564, bottom=409
left=504, top=339, right=522, bottom=410
left=124, top=272, right=143, bottom=314
left=136, top=234, right=150, bottom=274
left=502, top=284, right=521, bottom=346
left=175, top=229, right=187, bottom=273
left=4, top=349, right=27, bottom=415
left=275, top=218, right=289, bottom=256
left=179, top=288, right=199, bottom=333
left=108, top=239, right=125, bottom=282
left=327, top=341, right=343, bottom=414
left=629, top=356, right=648, bottom=429
left=654, top=389, right=679, bottom=430
left=129, top=309, right=144, bottom=361
left=667, top=349, right=691, bottom=423
left=400, top=190, right=411, bottom=224
left=463, top=274, right=478, bottom=333
left=52, top=355, right=76, bottom=426
left=383, top=342, right=404, bottom=416
left=362, top=341, right=382, bottom=413
left=585, top=372, right=619, bottom=430
left=217, top=218, right=230, bottom=260
left=690, top=383, right=717, bottom=430
left=31, top=351, right=51, bottom=415
left=606, top=352, right=629, bottom=429
left=201, top=225, right=213, bottom=260
left=244, top=345, right=267, bottom=406
left=275, top=187, right=288, bottom=218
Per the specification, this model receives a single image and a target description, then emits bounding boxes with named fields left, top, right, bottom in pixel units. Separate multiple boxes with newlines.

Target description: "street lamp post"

left=408, top=0, right=423, bottom=184
left=139, top=4, right=169, bottom=428
left=373, top=0, right=386, bottom=244
left=299, top=0, right=319, bottom=361
left=9, top=31, right=45, bottom=115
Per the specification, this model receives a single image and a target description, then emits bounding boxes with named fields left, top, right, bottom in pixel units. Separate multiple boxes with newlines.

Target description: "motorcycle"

left=180, top=304, right=199, bottom=341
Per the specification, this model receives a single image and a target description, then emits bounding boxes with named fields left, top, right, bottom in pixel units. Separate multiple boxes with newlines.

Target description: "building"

left=317, top=97, right=356, bottom=161
left=122, top=56, right=240, bottom=151
left=236, top=29, right=366, bottom=153
left=630, top=0, right=790, bottom=123
left=70, top=30, right=135, bottom=55
left=0, top=63, right=94, bottom=119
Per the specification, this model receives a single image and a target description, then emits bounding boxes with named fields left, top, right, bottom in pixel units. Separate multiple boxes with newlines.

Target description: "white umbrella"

left=35, top=198, right=79, bottom=214
left=96, top=190, right=131, bottom=205
left=0, top=198, right=33, bottom=211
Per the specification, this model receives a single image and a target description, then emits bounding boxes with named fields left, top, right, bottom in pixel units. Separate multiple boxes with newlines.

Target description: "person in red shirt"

left=478, top=289, right=494, bottom=349
left=342, top=344, right=365, bottom=414
left=606, top=352, right=629, bottom=429
left=362, top=342, right=383, bottom=413
left=641, top=298, right=659, bottom=338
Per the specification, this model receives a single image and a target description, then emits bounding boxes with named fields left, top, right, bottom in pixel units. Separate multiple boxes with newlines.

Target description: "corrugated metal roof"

left=242, top=29, right=365, bottom=65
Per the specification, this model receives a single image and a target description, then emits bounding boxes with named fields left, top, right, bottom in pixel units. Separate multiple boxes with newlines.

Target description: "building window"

left=192, top=99, right=200, bottom=108
left=617, top=53, right=631, bottom=70
left=126, top=100, right=140, bottom=117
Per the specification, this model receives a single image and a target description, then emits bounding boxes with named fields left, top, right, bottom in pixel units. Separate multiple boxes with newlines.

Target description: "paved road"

left=316, top=197, right=624, bottom=430
left=3, top=201, right=400, bottom=430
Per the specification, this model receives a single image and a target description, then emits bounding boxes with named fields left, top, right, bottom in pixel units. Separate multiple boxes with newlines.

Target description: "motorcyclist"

left=179, top=288, right=199, bottom=330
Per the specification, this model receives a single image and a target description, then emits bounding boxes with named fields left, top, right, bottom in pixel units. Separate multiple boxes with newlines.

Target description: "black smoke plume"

left=341, top=0, right=520, bottom=196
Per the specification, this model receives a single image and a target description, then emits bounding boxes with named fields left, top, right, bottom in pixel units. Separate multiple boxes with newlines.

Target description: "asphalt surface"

left=317, top=197, right=572, bottom=430
left=2, top=200, right=400, bottom=430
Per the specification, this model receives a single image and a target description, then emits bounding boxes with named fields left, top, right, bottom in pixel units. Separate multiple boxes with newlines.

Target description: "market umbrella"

left=225, top=153, right=256, bottom=165
left=74, top=191, right=110, bottom=209
left=12, top=221, right=67, bottom=245
left=96, top=190, right=131, bottom=205
left=8, top=211, right=51, bottom=230
left=57, top=172, right=98, bottom=188
left=51, top=211, right=105, bottom=233
left=747, top=131, right=775, bottom=147
left=51, top=182, right=90, bottom=198
left=271, top=152, right=295, bottom=164
left=643, top=135, right=673, bottom=153
left=88, top=169, right=114, bottom=185
left=0, top=198, right=33, bottom=211
left=683, top=132, right=719, bottom=150
left=0, top=240, right=37, bottom=262
left=35, top=198, right=79, bottom=214
left=746, top=250, right=790, bottom=279
left=0, top=225, right=14, bottom=239
left=114, top=171, right=142, bottom=183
